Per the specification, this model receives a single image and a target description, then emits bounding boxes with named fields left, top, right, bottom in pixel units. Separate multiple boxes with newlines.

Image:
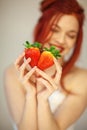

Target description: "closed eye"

left=67, top=34, right=77, bottom=39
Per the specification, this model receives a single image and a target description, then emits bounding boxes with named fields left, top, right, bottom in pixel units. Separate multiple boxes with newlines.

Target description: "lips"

left=50, top=43, right=64, bottom=53
left=56, top=45, right=64, bottom=53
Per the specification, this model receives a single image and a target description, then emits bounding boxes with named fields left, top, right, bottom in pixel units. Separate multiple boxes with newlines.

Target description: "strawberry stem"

left=23, top=41, right=61, bottom=59
left=32, top=42, right=42, bottom=49
left=43, top=46, right=61, bottom=59
left=23, top=41, right=42, bottom=49
left=23, top=41, right=32, bottom=48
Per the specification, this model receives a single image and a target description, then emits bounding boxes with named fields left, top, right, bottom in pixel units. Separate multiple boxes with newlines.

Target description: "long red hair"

left=33, top=0, right=85, bottom=87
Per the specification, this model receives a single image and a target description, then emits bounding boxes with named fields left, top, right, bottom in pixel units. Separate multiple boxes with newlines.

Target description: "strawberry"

left=24, top=41, right=42, bottom=67
left=37, top=46, right=61, bottom=70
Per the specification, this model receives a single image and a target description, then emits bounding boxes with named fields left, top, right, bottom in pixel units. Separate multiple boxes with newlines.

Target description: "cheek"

left=43, top=43, right=50, bottom=48
left=67, top=39, right=76, bottom=49
left=63, top=39, right=76, bottom=56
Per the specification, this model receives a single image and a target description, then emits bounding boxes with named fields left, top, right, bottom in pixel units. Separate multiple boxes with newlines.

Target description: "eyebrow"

left=52, top=24, right=60, bottom=29
left=52, top=24, right=78, bottom=34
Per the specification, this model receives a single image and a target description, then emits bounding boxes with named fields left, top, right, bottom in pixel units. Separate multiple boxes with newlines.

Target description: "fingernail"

left=34, top=66, right=37, bottom=69
left=27, top=58, right=31, bottom=62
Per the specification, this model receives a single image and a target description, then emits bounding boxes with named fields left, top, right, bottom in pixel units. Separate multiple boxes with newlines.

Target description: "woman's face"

left=44, top=15, right=79, bottom=57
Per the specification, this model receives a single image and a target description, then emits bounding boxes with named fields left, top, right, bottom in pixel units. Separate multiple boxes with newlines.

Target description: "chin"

left=61, top=49, right=70, bottom=57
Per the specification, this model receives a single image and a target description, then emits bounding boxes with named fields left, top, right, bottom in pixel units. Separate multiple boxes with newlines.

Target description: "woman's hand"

left=36, top=58, right=62, bottom=101
left=14, top=52, right=37, bottom=96
left=52, top=58, right=62, bottom=85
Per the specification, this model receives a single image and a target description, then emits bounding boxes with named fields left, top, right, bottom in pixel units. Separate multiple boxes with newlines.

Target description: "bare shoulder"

left=5, top=64, right=18, bottom=84
left=64, top=66, right=87, bottom=95
left=73, top=66, right=87, bottom=83
left=4, top=63, right=24, bottom=91
left=4, top=64, right=25, bottom=124
left=5, top=63, right=17, bottom=76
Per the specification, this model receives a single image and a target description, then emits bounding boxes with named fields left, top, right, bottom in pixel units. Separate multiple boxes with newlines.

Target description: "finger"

left=53, top=58, right=62, bottom=74
left=37, top=78, right=54, bottom=93
left=24, top=66, right=37, bottom=81
left=19, top=58, right=31, bottom=79
left=53, top=58, right=62, bottom=83
left=23, top=58, right=31, bottom=70
left=14, top=52, right=25, bottom=70
left=36, top=68, right=57, bottom=89
left=25, top=81, right=36, bottom=93
left=36, top=77, right=44, bottom=93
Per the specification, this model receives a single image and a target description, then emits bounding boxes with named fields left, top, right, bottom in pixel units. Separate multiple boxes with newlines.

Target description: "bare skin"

left=4, top=15, right=87, bottom=130
left=4, top=58, right=87, bottom=130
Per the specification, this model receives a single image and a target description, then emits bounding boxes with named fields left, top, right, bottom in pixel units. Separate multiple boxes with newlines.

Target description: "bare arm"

left=4, top=53, right=38, bottom=130
left=4, top=66, right=25, bottom=125
left=38, top=97, right=60, bottom=130
left=37, top=80, right=87, bottom=130
left=5, top=70, right=37, bottom=130
left=18, top=92, right=37, bottom=130
left=36, top=64, right=62, bottom=130
left=35, top=60, right=87, bottom=130
left=54, top=84, right=87, bottom=129
left=17, top=65, right=38, bottom=130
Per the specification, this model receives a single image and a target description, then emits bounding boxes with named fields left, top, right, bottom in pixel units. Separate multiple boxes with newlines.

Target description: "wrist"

left=26, top=92, right=36, bottom=101
left=37, top=96, right=51, bottom=114
left=37, top=95, right=49, bottom=105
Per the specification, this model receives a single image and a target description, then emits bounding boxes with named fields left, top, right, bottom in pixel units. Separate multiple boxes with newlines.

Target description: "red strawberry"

left=37, top=46, right=61, bottom=70
left=24, top=41, right=42, bottom=67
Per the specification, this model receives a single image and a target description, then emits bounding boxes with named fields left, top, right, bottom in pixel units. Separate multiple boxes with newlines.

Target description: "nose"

left=55, top=33, right=65, bottom=45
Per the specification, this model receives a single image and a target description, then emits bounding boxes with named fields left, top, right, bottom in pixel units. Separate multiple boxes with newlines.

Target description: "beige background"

left=0, top=0, right=87, bottom=130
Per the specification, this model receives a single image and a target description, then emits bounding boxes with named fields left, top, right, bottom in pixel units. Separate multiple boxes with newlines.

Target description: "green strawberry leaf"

left=32, top=42, right=42, bottom=49
left=23, top=41, right=61, bottom=59
left=23, top=41, right=42, bottom=49
left=23, top=41, right=31, bottom=48
left=43, top=46, right=61, bottom=59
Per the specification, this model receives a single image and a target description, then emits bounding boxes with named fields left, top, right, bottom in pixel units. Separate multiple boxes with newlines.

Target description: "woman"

left=4, top=0, right=87, bottom=130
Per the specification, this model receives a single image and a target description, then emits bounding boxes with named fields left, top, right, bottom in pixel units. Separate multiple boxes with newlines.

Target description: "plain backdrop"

left=0, top=0, right=87, bottom=130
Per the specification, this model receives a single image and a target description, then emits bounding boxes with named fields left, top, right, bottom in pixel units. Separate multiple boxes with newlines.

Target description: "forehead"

left=54, top=14, right=79, bottom=32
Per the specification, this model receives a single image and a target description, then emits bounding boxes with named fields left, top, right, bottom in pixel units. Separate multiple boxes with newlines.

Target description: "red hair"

left=33, top=0, right=85, bottom=88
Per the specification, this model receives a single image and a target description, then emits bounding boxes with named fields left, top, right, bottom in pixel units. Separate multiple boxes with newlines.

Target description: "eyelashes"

left=51, top=28, right=77, bottom=40
left=67, top=34, right=77, bottom=39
